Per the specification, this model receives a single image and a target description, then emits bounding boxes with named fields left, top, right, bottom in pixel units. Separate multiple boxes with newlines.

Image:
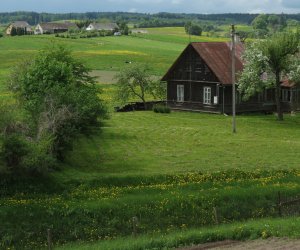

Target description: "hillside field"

left=0, top=27, right=300, bottom=249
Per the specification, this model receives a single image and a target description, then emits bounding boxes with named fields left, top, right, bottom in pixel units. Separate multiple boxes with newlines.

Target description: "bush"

left=1, top=134, right=28, bottom=169
left=4, top=45, right=108, bottom=174
left=1, top=133, right=57, bottom=175
left=153, top=104, right=171, bottom=113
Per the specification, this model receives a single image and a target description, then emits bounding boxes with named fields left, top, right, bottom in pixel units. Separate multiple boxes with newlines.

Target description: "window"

left=177, top=85, right=184, bottom=102
left=282, top=89, right=290, bottom=102
left=203, top=87, right=211, bottom=104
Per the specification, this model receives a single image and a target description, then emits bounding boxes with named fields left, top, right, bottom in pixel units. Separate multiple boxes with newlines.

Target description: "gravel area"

left=178, top=238, right=300, bottom=250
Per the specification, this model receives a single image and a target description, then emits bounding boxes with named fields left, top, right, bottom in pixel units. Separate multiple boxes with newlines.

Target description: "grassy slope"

left=0, top=26, right=229, bottom=98
left=60, top=112, right=300, bottom=181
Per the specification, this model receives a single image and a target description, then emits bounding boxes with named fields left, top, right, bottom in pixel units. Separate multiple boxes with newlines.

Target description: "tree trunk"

left=275, top=71, right=283, bottom=121
left=142, top=98, right=147, bottom=110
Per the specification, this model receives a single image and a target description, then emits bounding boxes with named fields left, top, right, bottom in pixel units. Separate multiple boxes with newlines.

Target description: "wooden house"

left=34, top=22, right=78, bottom=34
left=6, top=21, right=33, bottom=35
left=162, top=42, right=300, bottom=114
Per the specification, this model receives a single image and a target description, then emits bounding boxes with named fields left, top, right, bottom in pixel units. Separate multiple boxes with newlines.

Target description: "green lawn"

left=59, top=111, right=300, bottom=181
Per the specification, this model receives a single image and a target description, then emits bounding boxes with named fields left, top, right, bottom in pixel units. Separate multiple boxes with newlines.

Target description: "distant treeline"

left=1, top=11, right=300, bottom=28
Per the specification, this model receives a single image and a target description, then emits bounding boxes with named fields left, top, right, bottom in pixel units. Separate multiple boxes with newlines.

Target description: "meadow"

left=1, top=27, right=300, bottom=249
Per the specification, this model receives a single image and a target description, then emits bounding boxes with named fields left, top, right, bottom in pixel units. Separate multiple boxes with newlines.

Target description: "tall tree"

left=239, top=32, right=300, bottom=120
left=115, top=64, right=165, bottom=108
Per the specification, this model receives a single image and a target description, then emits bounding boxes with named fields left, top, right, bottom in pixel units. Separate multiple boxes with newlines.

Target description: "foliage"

left=153, top=104, right=170, bottom=113
left=1, top=134, right=28, bottom=168
left=56, top=29, right=114, bottom=39
left=115, top=64, right=161, bottom=107
left=185, top=22, right=203, bottom=36
left=288, top=56, right=300, bottom=85
left=149, top=80, right=166, bottom=101
left=0, top=12, right=293, bottom=27
left=251, top=14, right=287, bottom=36
left=3, top=45, right=108, bottom=172
left=118, top=21, right=130, bottom=35
left=238, top=31, right=300, bottom=120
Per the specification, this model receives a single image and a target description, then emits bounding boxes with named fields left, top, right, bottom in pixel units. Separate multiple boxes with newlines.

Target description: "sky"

left=1, top=0, right=300, bottom=14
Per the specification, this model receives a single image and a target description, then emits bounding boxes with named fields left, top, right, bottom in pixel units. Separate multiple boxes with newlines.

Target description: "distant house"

left=6, top=21, right=33, bottom=35
left=162, top=42, right=300, bottom=114
left=34, top=22, right=78, bottom=34
left=86, top=23, right=119, bottom=32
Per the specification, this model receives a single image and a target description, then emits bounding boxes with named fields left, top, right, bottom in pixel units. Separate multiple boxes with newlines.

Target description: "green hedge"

left=153, top=104, right=171, bottom=113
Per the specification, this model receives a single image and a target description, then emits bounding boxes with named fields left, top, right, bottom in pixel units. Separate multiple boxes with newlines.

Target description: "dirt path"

left=178, top=238, right=300, bottom=250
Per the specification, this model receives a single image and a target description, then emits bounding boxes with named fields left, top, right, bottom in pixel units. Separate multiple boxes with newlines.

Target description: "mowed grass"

left=58, top=111, right=300, bottom=182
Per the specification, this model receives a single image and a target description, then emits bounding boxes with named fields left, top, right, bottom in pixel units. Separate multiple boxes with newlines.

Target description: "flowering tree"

left=238, top=32, right=300, bottom=120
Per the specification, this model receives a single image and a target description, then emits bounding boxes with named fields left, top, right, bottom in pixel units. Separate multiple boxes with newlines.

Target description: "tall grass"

left=1, top=169, right=300, bottom=248
left=58, top=217, right=300, bottom=250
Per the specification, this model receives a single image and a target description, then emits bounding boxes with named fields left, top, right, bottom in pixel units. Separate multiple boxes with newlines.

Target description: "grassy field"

left=60, top=112, right=300, bottom=180
left=58, top=217, right=300, bottom=250
left=1, top=27, right=300, bottom=249
left=1, top=112, right=300, bottom=249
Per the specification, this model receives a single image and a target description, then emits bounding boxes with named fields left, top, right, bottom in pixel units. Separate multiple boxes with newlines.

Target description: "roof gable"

left=38, top=22, right=78, bottom=31
left=162, top=42, right=244, bottom=85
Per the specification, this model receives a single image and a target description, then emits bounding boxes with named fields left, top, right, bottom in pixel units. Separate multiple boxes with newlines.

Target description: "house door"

left=177, top=85, right=184, bottom=102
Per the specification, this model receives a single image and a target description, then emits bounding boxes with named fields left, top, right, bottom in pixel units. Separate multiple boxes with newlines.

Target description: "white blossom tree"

left=238, top=32, right=300, bottom=120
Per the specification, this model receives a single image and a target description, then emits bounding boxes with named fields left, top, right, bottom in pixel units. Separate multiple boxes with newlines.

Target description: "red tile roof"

left=191, top=42, right=244, bottom=85
left=162, top=42, right=244, bottom=85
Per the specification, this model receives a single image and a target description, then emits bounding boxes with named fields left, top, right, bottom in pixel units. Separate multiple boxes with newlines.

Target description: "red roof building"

left=162, top=42, right=299, bottom=113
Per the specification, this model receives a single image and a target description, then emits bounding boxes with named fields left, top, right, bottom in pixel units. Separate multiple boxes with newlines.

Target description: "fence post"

left=132, top=216, right=138, bottom=237
left=278, top=191, right=282, bottom=217
left=213, top=206, right=219, bottom=225
left=47, top=229, right=53, bottom=250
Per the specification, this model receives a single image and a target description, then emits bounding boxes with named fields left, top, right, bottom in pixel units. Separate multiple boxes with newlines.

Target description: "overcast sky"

left=1, top=0, right=300, bottom=14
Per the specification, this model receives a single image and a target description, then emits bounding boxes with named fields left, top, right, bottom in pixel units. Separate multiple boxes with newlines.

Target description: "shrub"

left=1, top=134, right=28, bottom=168
left=153, top=104, right=171, bottom=113
left=5, top=45, right=108, bottom=173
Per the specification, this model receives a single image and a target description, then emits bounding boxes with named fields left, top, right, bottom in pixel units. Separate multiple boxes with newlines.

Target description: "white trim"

left=177, top=84, right=184, bottom=102
left=203, top=86, right=211, bottom=104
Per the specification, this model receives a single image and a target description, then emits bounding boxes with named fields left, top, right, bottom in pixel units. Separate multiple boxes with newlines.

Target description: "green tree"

left=238, top=32, right=300, bottom=120
left=10, top=27, right=17, bottom=36
left=252, top=14, right=268, bottom=31
left=8, top=45, right=108, bottom=163
left=184, top=22, right=202, bottom=36
left=184, top=21, right=192, bottom=34
left=118, top=21, right=129, bottom=35
left=115, top=64, right=165, bottom=108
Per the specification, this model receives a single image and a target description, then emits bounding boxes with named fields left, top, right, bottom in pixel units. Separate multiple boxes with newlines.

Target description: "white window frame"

left=177, top=85, right=184, bottom=102
left=203, top=87, right=211, bottom=104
